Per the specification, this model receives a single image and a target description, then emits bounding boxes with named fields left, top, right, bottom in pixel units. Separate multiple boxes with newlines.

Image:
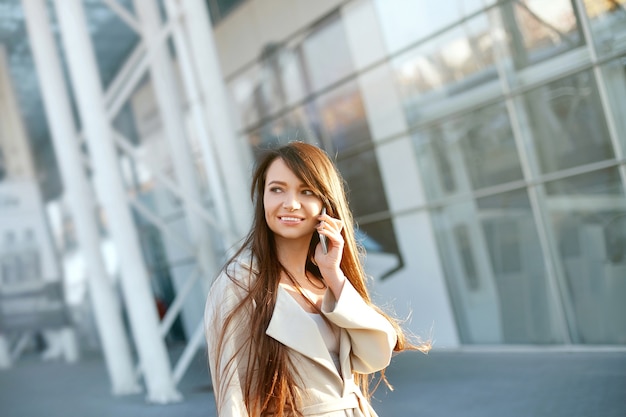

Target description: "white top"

left=309, top=312, right=341, bottom=372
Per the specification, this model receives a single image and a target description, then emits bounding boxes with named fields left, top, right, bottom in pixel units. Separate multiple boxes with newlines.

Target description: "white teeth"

left=280, top=217, right=301, bottom=221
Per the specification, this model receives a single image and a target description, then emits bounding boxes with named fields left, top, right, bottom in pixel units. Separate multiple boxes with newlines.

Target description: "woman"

left=205, top=142, right=428, bottom=416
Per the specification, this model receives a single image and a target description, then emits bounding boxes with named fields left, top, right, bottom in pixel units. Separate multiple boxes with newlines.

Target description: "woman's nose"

left=282, top=194, right=301, bottom=211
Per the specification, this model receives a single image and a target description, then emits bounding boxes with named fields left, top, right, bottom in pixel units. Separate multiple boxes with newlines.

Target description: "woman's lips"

left=279, top=216, right=304, bottom=223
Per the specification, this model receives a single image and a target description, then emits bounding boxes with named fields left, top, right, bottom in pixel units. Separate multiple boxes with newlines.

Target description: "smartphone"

left=319, top=207, right=328, bottom=254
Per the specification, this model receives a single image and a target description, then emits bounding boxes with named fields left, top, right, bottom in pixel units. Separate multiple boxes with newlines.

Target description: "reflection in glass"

left=315, top=82, right=371, bottom=153
left=357, top=220, right=403, bottom=281
left=336, top=149, right=388, bottom=218
left=255, top=45, right=288, bottom=120
left=521, top=69, right=614, bottom=174
left=207, top=0, right=247, bottom=24
left=433, top=189, right=561, bottom=343
left=454, top=224, right=479, bottom=290
left=599, top=56, right=626, bottom=151
left=247, top=106, right=318, bottom=154
left=545, top=168, right=626, bottom=344
left=431, top=202, right=482, bottom=343
left=301, top=14, right=354, bottom=92
left=496, top=0, right=582, bottom=70
left=582, top=0, right=626, bottom=58
left=411, top=102, right=523, bottom=200
left=374, top=0, right=496, bottom=54
left=477, top=190, right=558, bottom=343
left=229, top=64, right=263, bottom=129
left=393, top=12, right=497, bottom=125
left=229, top=45, right=308, bottom=131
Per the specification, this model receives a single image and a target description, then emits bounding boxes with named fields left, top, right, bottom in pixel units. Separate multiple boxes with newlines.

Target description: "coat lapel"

left=266, top=286, right=341, bottom=378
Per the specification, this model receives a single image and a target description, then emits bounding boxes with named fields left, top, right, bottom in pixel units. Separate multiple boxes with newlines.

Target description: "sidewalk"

left=1, top=347, right=625, bottom=417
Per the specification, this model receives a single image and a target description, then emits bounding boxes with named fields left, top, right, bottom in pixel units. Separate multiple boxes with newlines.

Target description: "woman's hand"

left=314, top=211, right=346, bottom=298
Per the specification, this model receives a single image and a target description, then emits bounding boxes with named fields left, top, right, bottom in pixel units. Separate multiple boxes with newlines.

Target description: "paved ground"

left=1, top=347, right=625, bottom=417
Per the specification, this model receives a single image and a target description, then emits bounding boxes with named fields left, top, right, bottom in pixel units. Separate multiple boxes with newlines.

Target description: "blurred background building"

left=0, top=0, right=625, bottom=401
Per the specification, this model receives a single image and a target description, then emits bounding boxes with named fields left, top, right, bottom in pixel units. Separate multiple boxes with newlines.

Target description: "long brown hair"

left=212, top=142, right=427, bottom=416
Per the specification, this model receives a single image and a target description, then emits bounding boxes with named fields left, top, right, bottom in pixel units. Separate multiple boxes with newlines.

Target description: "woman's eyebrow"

left=267, top=180, right=308, bottom=188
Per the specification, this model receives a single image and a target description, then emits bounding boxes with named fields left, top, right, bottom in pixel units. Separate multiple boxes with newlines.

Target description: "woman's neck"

left=275, top=236, right=310, bottom=276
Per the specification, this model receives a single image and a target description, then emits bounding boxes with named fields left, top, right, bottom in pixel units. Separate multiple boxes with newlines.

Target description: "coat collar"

left=235, top=253, right=343, bottom=379
left=266, top=286, right=341, bottom=379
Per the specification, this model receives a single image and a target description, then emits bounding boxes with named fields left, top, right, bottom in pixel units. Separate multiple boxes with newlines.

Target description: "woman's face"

left=263, top=158, right=323, bottom=246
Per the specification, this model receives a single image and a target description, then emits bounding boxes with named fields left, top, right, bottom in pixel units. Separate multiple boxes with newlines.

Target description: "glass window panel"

left=207, top=0, right=246, bottom=24
left=373, top=0, right=496, bottom=54
left=544, top=168, right=623, bottom=196
left=433, top=189, right=562, bottom=344
left=581, top=0, right=626, bottom=59
left=247, top=106, right=318, bottom=155
left=495, top=0, right=583, bottom=71
left=478, top=190, right=559, bottom=344
left=257, top=44, right=309, bottom=118
left=431, top=202, right=480, bottom=343
left=229, top=46, right=308, bottom=131
left=545, top=168, right=626, bottom=344
left=255, top=61, right=285, bottom=120
left=520, top=69, right=614, bottom=174
left=411, top=102, right=524, bottom=200
left=335, top=148, right=388, bottom=218
left=301, top=14, right=354, bottom=92
left=393, top=13, right=498, bottom=126
left=314, top=81, right=371, bottom=153
left=599, top=55, right=626, bottom=151
left=281, top=48, right=308, bottom=108
left=357, top=219, right=403, bottom=281
left=229, top=64, right=263, bottom=129
left=454, top=224, right=480, bottom=290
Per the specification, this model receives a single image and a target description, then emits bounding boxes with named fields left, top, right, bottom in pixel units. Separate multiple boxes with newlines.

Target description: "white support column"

left=21, top=0, right=140, bottom=395
left=133, top=0, right=218, bottom=288
left=180, top=0, right=253, bottom=238
left=52, top=0, right=181, bottom=403
left=164, top=0, right=236, bottom=246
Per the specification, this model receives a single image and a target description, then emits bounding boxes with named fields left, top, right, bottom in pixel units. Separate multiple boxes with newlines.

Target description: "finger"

left=322, top=218, right=340, bottom=230
left=319, top=227, right=344, bottom=247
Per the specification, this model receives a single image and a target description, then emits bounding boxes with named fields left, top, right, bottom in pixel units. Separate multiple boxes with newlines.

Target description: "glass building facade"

left=1, top=0, right=625, bottom=353
left=221, top=0, right=626, bottom=345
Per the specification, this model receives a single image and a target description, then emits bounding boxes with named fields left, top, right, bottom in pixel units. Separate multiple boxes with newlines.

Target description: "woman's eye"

left=269, top=187, right=283, bottom=193
left=302, top=190, right=314, bottom=196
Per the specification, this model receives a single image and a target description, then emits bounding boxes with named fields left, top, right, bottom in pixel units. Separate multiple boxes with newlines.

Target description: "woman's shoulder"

left=213, top=249, right=258, bottom=291
left=206, top=251, right=259, bottom=316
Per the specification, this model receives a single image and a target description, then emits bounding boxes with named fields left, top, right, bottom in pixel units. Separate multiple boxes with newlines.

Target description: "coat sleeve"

left=204, top=265, right=253, bottom=417
left=321, top=279, right=397, bottom=374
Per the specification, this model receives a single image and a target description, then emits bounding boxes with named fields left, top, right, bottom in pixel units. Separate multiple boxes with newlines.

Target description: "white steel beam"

left=164, top=0, right=234, bottom=245
left=105, top=19, right=176, bottom=121
left=101, top=0, right=141, bottom=34
left=179, top=0, right=253, bottom=238
left=103, top=40, right=146, bottom=112
left=173, top=320, right=205, bottom=384
left=159, top=267, right=200, bottom=337
left=21, top=0, right=141, bottom=395
left=52, top=0, right=181, bottom=403
left=133, top=0, right=219, bottom=292
left=112, top=130, right=236, bottom=239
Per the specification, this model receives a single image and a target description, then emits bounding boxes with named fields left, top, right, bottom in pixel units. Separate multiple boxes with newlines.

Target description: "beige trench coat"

left=204, top=255, right=397, bottom=417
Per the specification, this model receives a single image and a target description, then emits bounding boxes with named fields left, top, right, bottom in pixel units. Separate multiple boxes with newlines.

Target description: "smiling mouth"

left=279, top=216, right=303, bottom=222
